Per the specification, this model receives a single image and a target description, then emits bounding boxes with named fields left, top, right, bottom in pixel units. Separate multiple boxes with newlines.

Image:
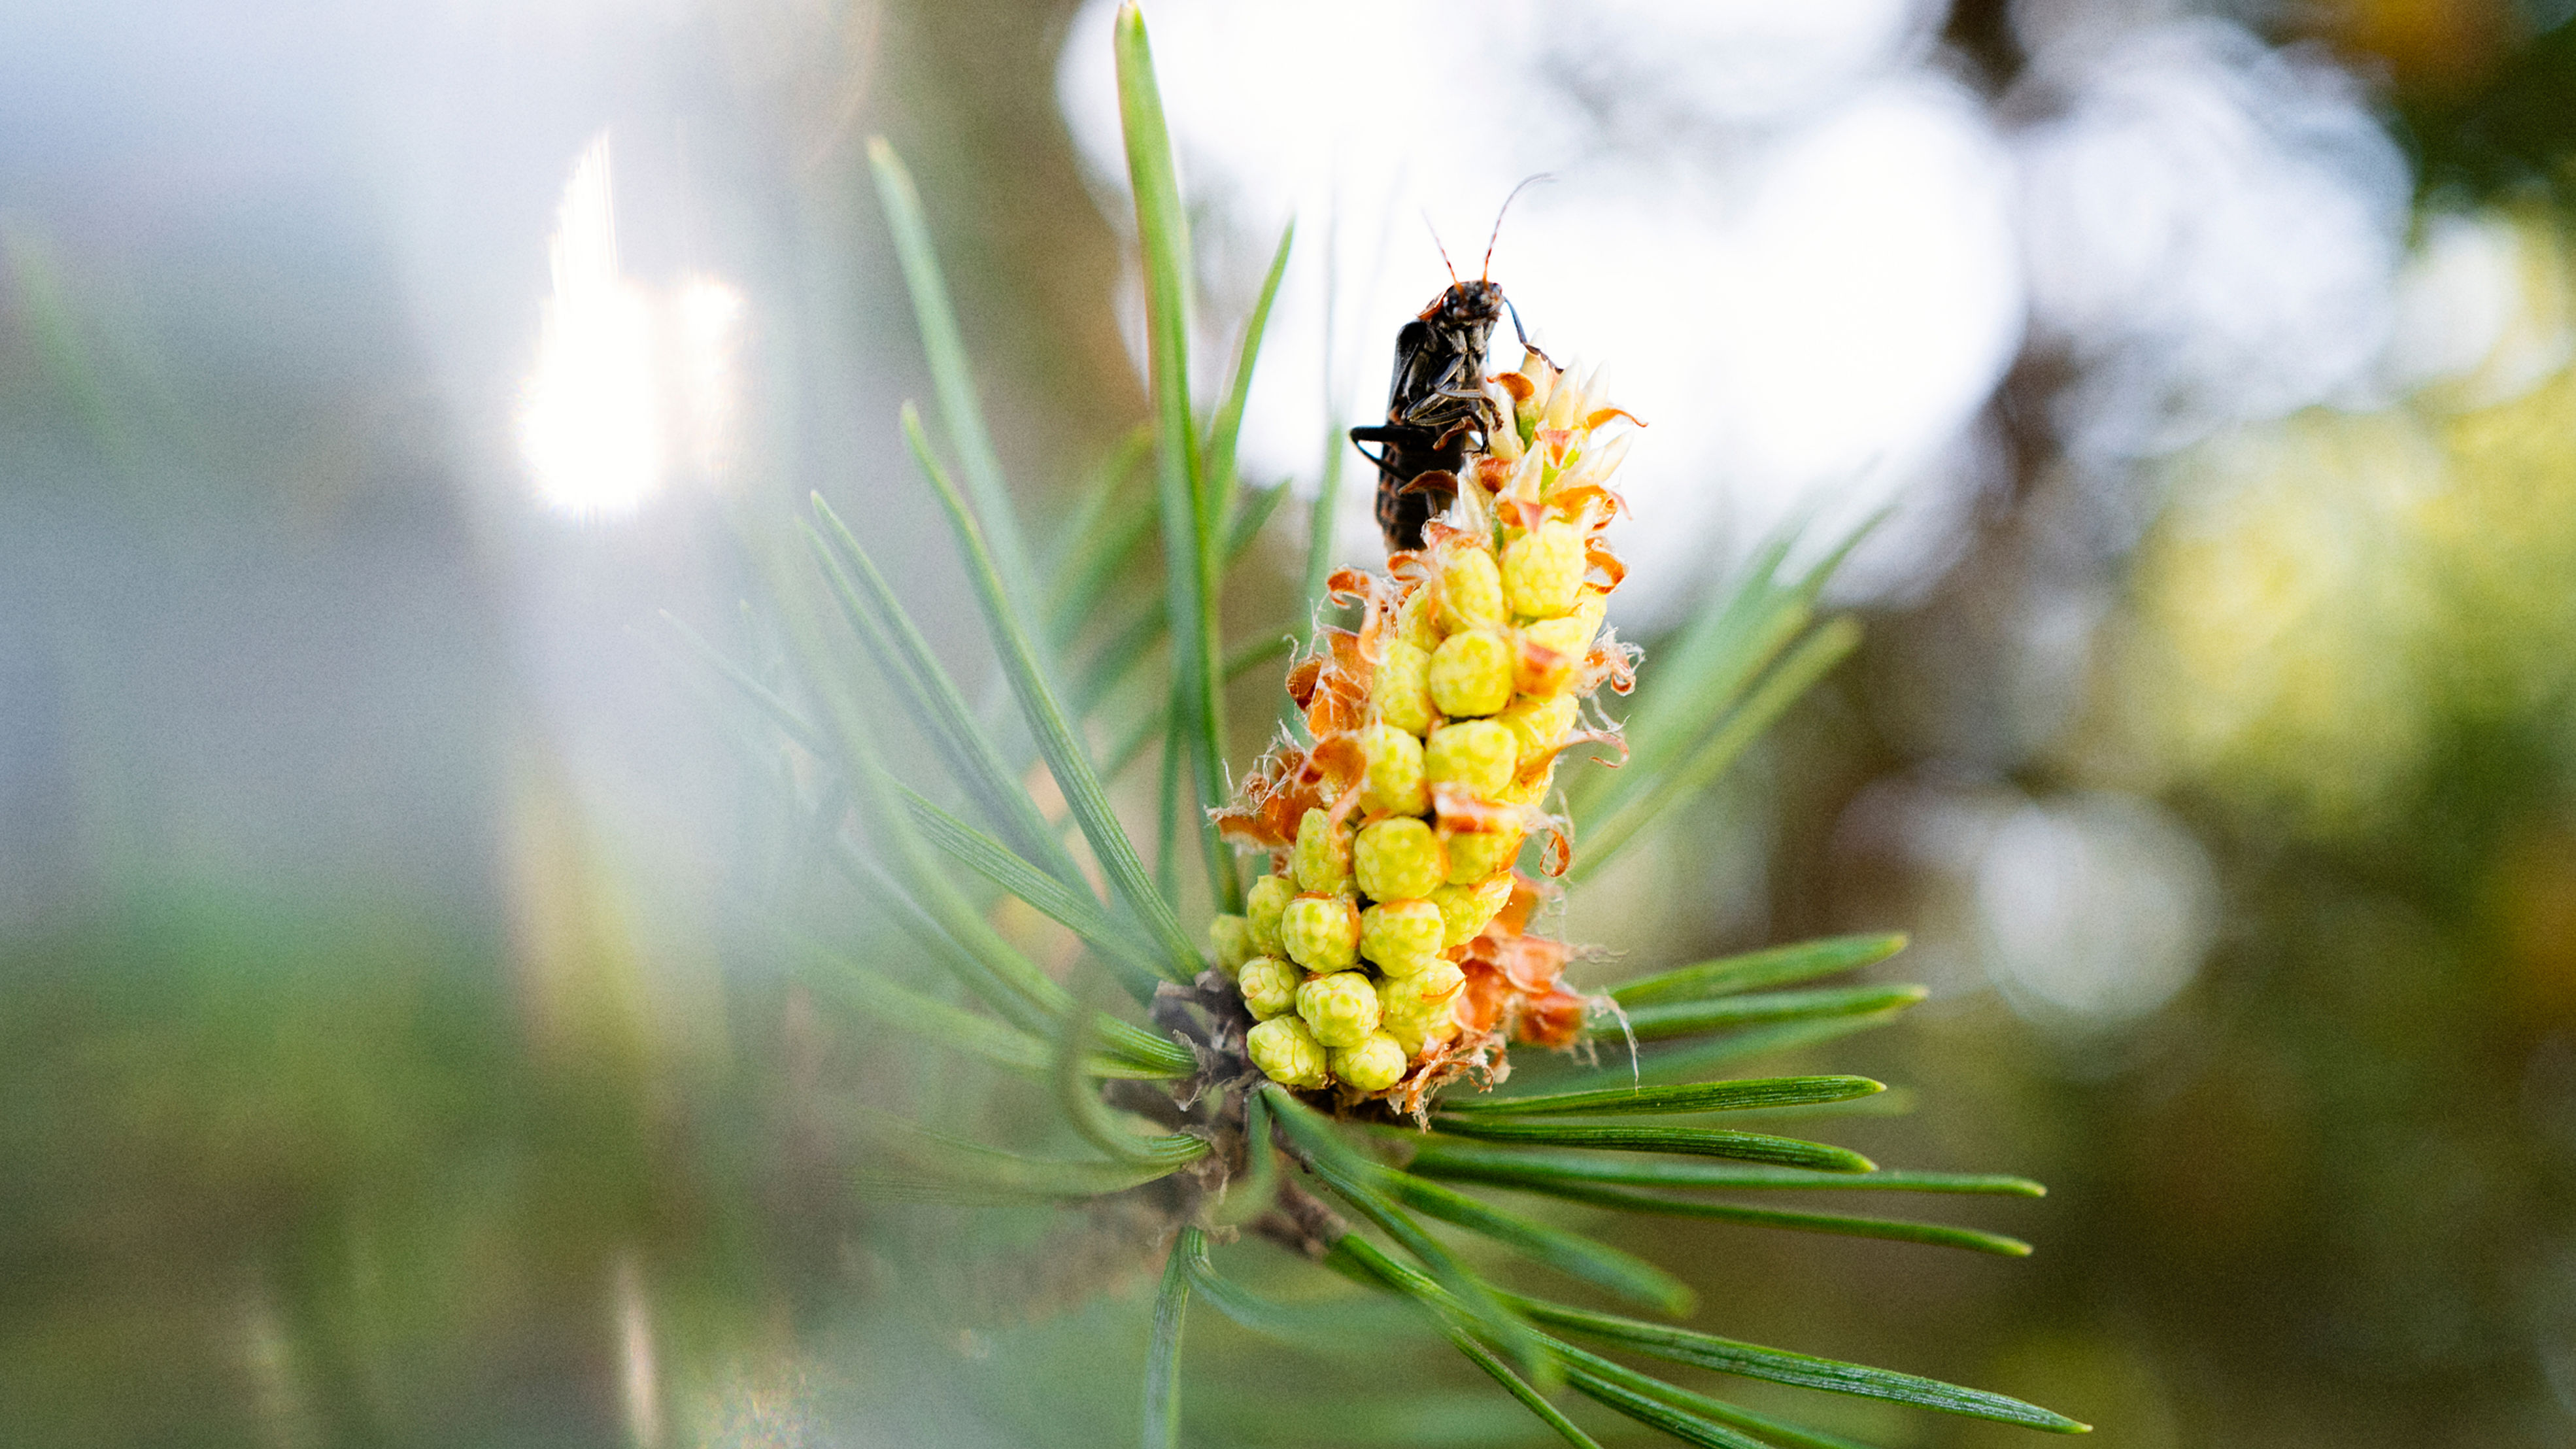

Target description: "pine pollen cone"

left=1206, top=348, right=1643, bottom=1104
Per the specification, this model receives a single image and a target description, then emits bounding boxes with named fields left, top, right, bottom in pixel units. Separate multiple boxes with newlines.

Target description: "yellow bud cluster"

left=1207, top=915, right=1253, bottom=978
left=1281, top=893, right=1359, bottom=973
left=1293, top=808, right=1353, bottom=895
left=1238, top=957, right=1302, bottom=1019
left=1215, top=347, right=1636, bottom=1099
left=1205, top=350, right=1628, bottom=1093
left=1246, top=1016, right=1327, bottom=1088
left=1295, top=971, right=1381, bottom=1046
left=1374, top=642, right=1436, bottom=734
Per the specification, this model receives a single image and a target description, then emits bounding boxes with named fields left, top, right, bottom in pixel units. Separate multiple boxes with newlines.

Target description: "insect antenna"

left=1423, top=213, right=1460, bottom=288
left=1480, top=173, right=1553, bottom=281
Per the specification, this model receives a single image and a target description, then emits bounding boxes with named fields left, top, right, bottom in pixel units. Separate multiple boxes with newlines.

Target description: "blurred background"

left=5, top=0, right=2575, bottom=1444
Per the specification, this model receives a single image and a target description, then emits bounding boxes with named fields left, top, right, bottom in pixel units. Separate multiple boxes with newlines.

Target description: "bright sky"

left=520, top=135, right=744, bottom=519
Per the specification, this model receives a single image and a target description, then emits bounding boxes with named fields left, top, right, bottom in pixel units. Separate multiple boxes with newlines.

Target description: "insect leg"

left=1505, top=298, right=1555, bottom=369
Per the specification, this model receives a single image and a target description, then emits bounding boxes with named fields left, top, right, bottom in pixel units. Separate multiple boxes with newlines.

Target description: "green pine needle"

left=1115, top=0, right=1239, bottom=910
left=849, top=1110, right=1207, bottom=1202
left=1464, top=1178, right=2034, bottom=1257
left=793, top=932, right=1179, bottom=1081
left=1178, top=1231, right=1442, bottom=1352
left=898, top=785, right=1166, bottom=995
left=1268, top=1087, right=1555, bottom=1385
left=1440, top=1323, right=1608, bottom=1449
left=1547, top=1340, right=1886, bottom=1449
left=1145, top=1227, right=1196, bottom=1449
left=1206, top=220, right=1295, bottom=533
left=1425, top=1118, right=1874, bottom=1174
left=895, top=411, right=1206, bottom=982
left=1506, top=1295, right=2091, bottom=1433
left=1379, top=1169, right=1697, bottom=1315
left=1573, top=617, right=1863, bottom=881
left=1521, top=1010, right=1926, bottom=1089
left=1610, top=934, right=1910, bottom=1005
left=1597, top=985, right=1930, bottom=1042
left=803, top=505, right=1087, bottom=891
left=1049, top=424, right=1156, bottom=639
left=867, top=136, right=1041, bottom=624
left=1401, top=1144, right=2046, bottom=1197
left=1440, top=1076, right=1885, bottom=1118
left=1053, top=1010, right=1209, bottom=1167
left=1555, top=1348, right=1773, bottom=1449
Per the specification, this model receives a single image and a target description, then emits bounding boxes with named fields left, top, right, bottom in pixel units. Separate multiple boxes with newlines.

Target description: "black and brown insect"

left=1351, top=188, right=1550, bottom=552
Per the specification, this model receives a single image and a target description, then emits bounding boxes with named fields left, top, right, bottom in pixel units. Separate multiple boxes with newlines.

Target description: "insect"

left=1351, top=184, right=1550, bottom=553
